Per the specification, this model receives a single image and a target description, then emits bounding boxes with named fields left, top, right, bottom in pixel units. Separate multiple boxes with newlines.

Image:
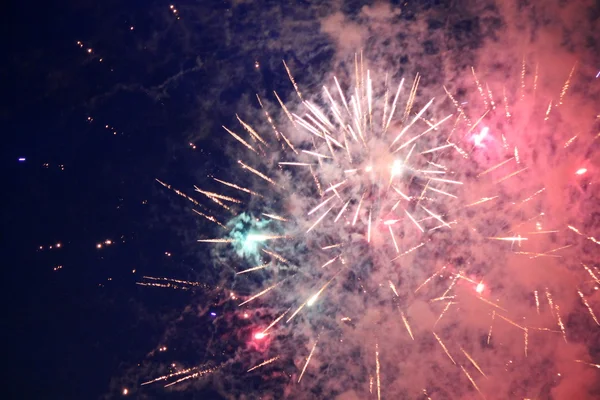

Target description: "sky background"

left=3, top=0, right=600, bottom=399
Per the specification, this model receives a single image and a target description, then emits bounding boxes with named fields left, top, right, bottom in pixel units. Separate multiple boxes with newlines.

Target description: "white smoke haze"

left=116, top=0, right=600, bottom=399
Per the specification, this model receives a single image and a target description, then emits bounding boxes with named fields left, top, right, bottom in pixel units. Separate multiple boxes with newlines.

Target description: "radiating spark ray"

left=574, top=360, right=600, bottom=369
left=213, top=178, right=262, bottom=197
left=464, top=196, right=499, bottom=208
left=476, top=296, right=508, bottom=312
left=302, top=150, right=332, bottom=159
left=352, top=193, right=365, bottom=226
left=236, top=115, right=268, bottom=145
left=391, top=242, right=425, bottom=260
left=461, top=347, right=486, bottom=377
left=428, top=177, right=463, bottom=185
left=156, top=179, right=202, bottom=207
left=394, top=114, right=453, bottom=152
left=262, top=213, right=287, bottom=222
left=433, top=332, right=456, bottom=364
left=194, top=187, right=242, bottom=204
left=497, top=314, right=526, bottom=331
left=578, top=290, right=600, bottom=325
left=273, top=91, right=295, bottom=127
left=307, top=206, right=334, bottom=233
left=461, top=365, right=485, bottom=399
left=582, top=264, right=600, bottom=285
left=559, top=63, right=577, bottom=105
left=298, top=338, right=318, bottom=383
left=390, top=98, right=435, bottom=147
left=283, top=60, right=302, bottom=100
left=405, top=209, right=425, bottom=232
left=388, top=224, right=399, bottom=253
left=237, top=263, right=270, bottom=275
left=477, top=157, right=514, bottom=177
left=247, top=357, right=279, bottom=372
left=393, top=186, right=411, bottom=201
left=434, top=301, right=453, bottom=327
left=239, top=282, right=282, bottom=306
left=555, top=304, right=568, bottom=342
left=375, top=342, right=381, bottom=400
left=262, top=308, right=291, bottom=334
left=421, top=205, right=451, bottom=229
left=223, top=126, right=258, bottom=154
left=141, top=367, right=199, bottom=385
left=321, top=255, right=340, bottom=269
left=335, top=199, right=351, bottom=222
left=415, top=266, right=446, bottom=293
left=198, top=238, right=234, bottom=243
left=524, top=328, right=529, bottom=357
left=535, top=291, right=540, bottom=315
left=495, top=167, right=528, bottom=183
left=487, top=311, right=495, bottom=345
left=401, top=312, right=414, bottom=340
left=421, top=143, right=454, bottom=154
left=384, top=78, right=405, bottom=132
left=488, top=236, right=528, bottom=242
left=261, top=249, right=289, bottom=264
left=238, top=161, right=278, bottom=186
left=279, top=162, right=314, bottom=167
left=425, top=185, right=458, bottom=199
left=367, top=209, right=372, bottom=243
left=192, top=209, right=226, bottom=229
left=308, top=195, right=335, bottom=216
left=569, top=226, right=600, bottom=246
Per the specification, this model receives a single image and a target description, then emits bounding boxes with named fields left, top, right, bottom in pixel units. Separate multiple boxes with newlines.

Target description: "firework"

left=143, top=54, right=600, bottom=399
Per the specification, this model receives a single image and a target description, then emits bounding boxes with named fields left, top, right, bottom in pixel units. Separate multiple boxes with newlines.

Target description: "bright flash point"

left=307, top=293, right=319, bottom=306
left=391, top=160, right=403, bottom=176
left=472, top=126, right=489, bottom=147
left=365, top=165, right=373, bottom=172
left=122, top=388, right=129, bottom=395
left=576, top=168, right=587, bottom=175
left=476, top=283, right=485, bottom=294
left=254, top=332, right=266, bottom=340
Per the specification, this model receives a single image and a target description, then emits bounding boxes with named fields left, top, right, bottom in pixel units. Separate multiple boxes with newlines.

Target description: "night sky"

left=3, top=0, right=600, bottom=399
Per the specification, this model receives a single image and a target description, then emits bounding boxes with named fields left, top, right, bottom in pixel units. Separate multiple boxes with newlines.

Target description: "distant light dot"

left=18, top=157, right=26, bottom=162
left=210, top=312, right=216, bottom=317
left=122, top=388, right=129, bottom=395
left=87, top=48, right=92, bottom=53
left=130, top=26, right=134, bottom=30
left=96, top=244, right=102, bottom=249
left=255, top=61, right=260, bottom=68
left=243, top=312, right=249, bottom=318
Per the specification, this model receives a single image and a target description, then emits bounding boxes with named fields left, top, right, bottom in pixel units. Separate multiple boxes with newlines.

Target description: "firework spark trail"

left=460, top=365, right=485, bottom=399
left=239, top=282, right=283, bottom=306
left=247, top=357, right=279, bottom=372
left=575, top=360, right=600, bottom=369
left=577, top=290, right=600, bottom=325
left=298, top=338, right=318, bottom=383
left=236, top=262, right=271, bottom=274
left=461, top=347, right=486, bottom=378
left=569, top=226, right=600, bottom=246
left=375, top=342, right=381, bottom=400
left=433, top=332, right=456, bottom=365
